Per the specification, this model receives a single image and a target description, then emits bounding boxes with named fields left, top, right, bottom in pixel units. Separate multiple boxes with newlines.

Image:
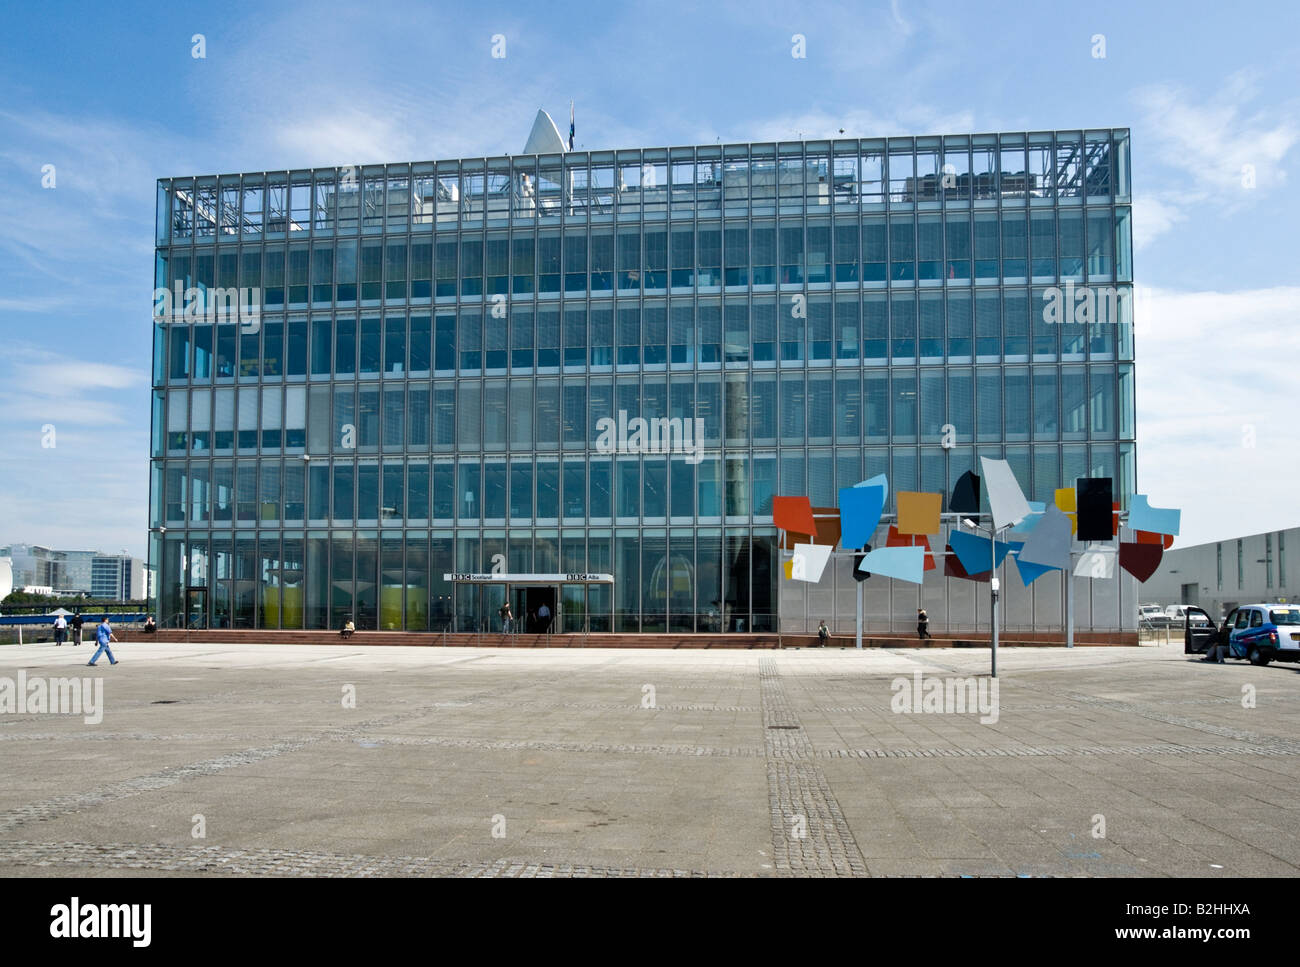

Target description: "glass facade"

left=151, top=129, right=1135, bottom=632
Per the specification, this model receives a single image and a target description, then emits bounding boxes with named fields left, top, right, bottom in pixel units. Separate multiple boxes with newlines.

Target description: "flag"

left=569, top=101, right=574, bottom=150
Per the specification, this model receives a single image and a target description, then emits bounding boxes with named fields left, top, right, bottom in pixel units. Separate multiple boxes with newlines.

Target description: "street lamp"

left=963, top=516, right=1000, bottom=678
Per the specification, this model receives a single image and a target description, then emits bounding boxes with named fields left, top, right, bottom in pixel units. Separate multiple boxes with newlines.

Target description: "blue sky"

left=1, top=0, right=1298, bottom=558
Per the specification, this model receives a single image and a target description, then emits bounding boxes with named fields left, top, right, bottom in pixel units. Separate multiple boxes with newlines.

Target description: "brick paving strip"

left=5, top=731, right=1296, bottom=760
left=759, top=659, right=869, bottom=876
left=0, top=841, right=738, bottom=878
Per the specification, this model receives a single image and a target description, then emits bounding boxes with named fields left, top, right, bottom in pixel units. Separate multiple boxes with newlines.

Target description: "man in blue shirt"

left=87, top=617, right=119, bottom=667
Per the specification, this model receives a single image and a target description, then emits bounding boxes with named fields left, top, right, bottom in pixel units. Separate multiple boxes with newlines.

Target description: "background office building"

left=0, top=544, right=60, bottom=590
left=1144, top=527, right=1296, bottom=620
left=150, top=126, right=1136, bottom=633
left=0, top=544, right=140, bottom=597
left=90, top=554, right=146, bottom=601
left=0, top=544, right=145, bottom=599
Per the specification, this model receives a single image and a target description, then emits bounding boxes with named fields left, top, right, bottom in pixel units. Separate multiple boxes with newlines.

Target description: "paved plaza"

left=1, top=640, right=1298, bottom=877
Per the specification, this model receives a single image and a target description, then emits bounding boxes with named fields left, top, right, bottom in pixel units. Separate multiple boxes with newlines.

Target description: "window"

left=360, top=240, right=382, bottom=301
left=752, top=299, right=775, bottom=362
left=1001, top=212, right=1027, bottom=280
left=862, top=218, right=886, bottom=282
left=538, top=232, right=561, bottom=293
left=974, top=213, right=998, bottom=280
left=564, top=230, right=587, bottom=292
left=806, top=221, right=830, bottom=284
left=835, top=297, right=859, bottom=360
left=780, top=374, right=804, bottom=444
left=917, top=216, right=941, bottom=280
left=617, top=228, right=640, bottom=291
left=890, top=291, right=915, bottom=359
left=890, top=218, right=914, bottom=281
left=725, top=223, right=749, bottom=286
left=751, top=222, right=776, bottom=285
left=590, top=232, right=614, bottom=292
left=892, top=372, right=917, bottom=442
left=919, top=292, right=943, bottom=358
left=486, top=235, right=509, bottom=295
left=779, top=224, right=803, bottom=285
left=976, top=369, right=1000, bottom=441
left=508, top=460, right=534, bottom=519
left=697, top=226, right=721, bottom=287
left=863, top=295, right=886, bottom=361
left=1087, top=210, right=1113, bottom=278
left=458, top=309, right=481, bottom=371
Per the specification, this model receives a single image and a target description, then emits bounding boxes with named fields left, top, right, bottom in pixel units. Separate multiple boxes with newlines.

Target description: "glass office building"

left=150, top=128, right=1136, bottom=634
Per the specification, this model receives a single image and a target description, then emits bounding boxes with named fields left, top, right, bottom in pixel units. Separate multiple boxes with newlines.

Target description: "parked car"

left=1138, top=605, right=1170, bottom=627
left=1164, top=604, right=1192, bottom=622
left=1183, top=603, right=1300, bottom=665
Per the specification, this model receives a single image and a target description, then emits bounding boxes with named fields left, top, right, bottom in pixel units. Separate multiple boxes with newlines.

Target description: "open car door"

left=1184, top=606, right=1219, bottom=654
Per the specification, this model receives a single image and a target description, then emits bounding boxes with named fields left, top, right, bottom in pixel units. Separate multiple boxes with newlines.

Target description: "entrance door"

left=560, top=584, right=585, bottom=632
left=524, top=586, right=557, bottom=633
left=185, top=587, right=208, bottom=629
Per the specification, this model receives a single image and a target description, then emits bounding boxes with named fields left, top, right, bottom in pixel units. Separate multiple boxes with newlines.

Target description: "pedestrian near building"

left=87, top=617, right=119, bottom=667
left=53, top=614, right=67, bottom=646
left=917, top=608, right=932, bottom=640
left=537, top=601, right=552, bottom=633
left=499, top=601, right=514, bottom=634
left=817, top=620, right=829, bottom=645
left=70, top=612, right=84, bottom=646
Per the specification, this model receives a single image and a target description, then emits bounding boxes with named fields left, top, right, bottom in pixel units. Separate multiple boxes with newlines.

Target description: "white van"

left=1166, top=604, right=1211, bottom=627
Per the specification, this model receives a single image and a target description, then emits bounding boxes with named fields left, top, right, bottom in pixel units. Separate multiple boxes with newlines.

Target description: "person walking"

left=87, top=617, right=119, bottom=666
left=70, top=611, right=84, bottom=646
left=53, top=614, right=68, bottom=646
left=536, top=601, right=551, bottom=633
left=499, top=601, right=514, bottom=634
left=817, top=620, right=830, bottom=646
left=917, top=608, right=932, bottom=640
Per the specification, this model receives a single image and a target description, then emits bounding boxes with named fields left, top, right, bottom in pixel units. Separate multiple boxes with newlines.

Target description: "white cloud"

left=1131, top=194, right=1185, bottom=251
left=0, top=349, right=146, bottom=433
left=1136, top=284, right=1300, bottom=547
left=1132, top=71, right=1300, bottom=247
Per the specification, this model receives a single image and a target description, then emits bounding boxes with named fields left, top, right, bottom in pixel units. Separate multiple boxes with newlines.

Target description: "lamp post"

left=964, top=517, right=999, bottom=679
left=1065, top=554, right=1075, bottom=649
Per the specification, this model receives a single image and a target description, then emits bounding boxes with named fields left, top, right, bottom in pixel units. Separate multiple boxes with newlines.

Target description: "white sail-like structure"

left=522, top=109, right=567, bottom=155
